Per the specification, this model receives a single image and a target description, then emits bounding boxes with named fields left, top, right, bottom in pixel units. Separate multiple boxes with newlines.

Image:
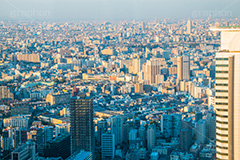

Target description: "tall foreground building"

left=70, top=94, right=94, bottom=154
left=177, top=56, right=190, bottom=82
left=211, top=26, right=240, bottom=160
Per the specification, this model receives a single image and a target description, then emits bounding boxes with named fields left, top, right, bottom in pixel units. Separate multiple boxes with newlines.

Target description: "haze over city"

left=0, top=0, right=240, bottom=20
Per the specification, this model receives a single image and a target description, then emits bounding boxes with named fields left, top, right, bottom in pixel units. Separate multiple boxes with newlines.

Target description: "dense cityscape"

left=0, top=10, right=239, bottom=160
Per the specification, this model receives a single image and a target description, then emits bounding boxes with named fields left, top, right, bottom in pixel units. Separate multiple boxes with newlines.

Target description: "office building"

left=206, top=111, right=216, bottom=141
left=55, top=123, right=70, bottom=137
left=177, top=56, right=190, bottom=82
left=70, top=94, right=94, bottom=154
left=132, top=58, right=145, bottom=75
left=161, top=114, right=182, bottom=138
left=46, top=91, right=71, bottom=106
left=1, top=129, right=10, bottom=151
left=44, top=126, right=54, bottom=143
left=3, top=117, right=29, bottom=128
left=180, top=117, right=192, bottom=152
left=43, top=133, right=71, bottom=159
left=143, top=59, right=161, bottom=85
left=187, top=19, right=192, bottom=34
left=195, top=112, right=203, bottom=123
left=36, top=127, right=44, bottom=155
left=147, top=124, right=156, bottom=150
left=211, top=26, right=240, bottom=160
left=110, top=116, right=122, bottom=145
left=16, top=53, right=40, bottom=63
left=196, top=119, right=207, bottom=144
left=101, top=133, right=115, bottom=160
left=11, top=141, right=37, bottom=160
left=97, top=120, right=107, bottom=144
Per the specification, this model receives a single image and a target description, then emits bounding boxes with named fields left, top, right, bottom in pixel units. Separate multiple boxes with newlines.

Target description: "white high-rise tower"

left=211, top=26, right=240, bottom=160
left=187, top=19, right=192, bottom=34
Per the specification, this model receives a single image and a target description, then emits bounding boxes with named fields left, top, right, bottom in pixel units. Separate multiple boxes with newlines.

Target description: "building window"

left=216, top=64, right=228, bottom=67
left=216, top=58, right=228, bottom=61
left=216, top=71, right=228, bottom=73
left=216, top=84, right=228, bottom=86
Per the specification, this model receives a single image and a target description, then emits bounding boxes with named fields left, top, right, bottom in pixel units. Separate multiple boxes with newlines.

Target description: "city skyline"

left=0, top=2, right=240, bottom=158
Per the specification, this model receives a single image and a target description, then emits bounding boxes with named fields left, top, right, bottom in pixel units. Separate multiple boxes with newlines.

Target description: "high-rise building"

left=110, top=116, right=122, bottom=145
left=129, top=129, right=138, bottom=146
left=97, top=120, right=107, bottom=144
left=138, top=124, right=146, bottom=141
left=180, top=117, right=192, bottom=152
left=206, top=111, right=216, bottom=141
left=195, top=112, right=203, bottom=123
left=1, top=129, right=10, bottom=151
left=13, top=129, right=21, bottom=149
left=36, top=128, right=44, bottom=155
left=44, top=126, right=54, bottom=144
left=196, top=119, right=207, bottom=144
left=161, top=114, right=182, bottom=138
left=132, top=58, right=145, bottom=75
left=70, top=94, right=94, bottom=154
left=187, top=19, right=192, bottom=34
left=211, top=26, right=240, bottom=160
left=147, top=124, right=156, bottom=150
left=101, top=133, right=115, bottom=160
left=177, top=56, right=190, bottom=82
left=143, top=59, right=161, bottom=85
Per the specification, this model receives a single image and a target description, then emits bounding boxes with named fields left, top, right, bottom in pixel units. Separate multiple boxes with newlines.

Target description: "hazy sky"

left=0, top=0, right=239, bottom=21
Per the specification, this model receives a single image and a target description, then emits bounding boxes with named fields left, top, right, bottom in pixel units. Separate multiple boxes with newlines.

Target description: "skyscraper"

left=211, top=26, right=240, bottom=160
left=147, top=124, right=156, bottom=150
left=110, top=116, right=122, bottom=145
left=187, top=19, right=192, bottom=34
left=36, top=128, right=44, bottom=155
left=132, top=57, right=145, bottom=75
left=177, top=56, right=190, bottom=82
left=206, top=111, right=216, bottom=141
left=196, top=119, right=207, bottom=144
left=70, top=94, right=94, bottom=154
left=97, top=120, right=107, bottom=144
left=180, top=117, right=192, bottom=152
left=143, top=59, right=161, bottom=85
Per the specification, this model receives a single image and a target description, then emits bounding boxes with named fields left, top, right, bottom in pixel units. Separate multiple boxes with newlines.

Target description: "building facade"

left=211, top=26, right=240, bottom=160
left=70, top=94, right=94, bottom=154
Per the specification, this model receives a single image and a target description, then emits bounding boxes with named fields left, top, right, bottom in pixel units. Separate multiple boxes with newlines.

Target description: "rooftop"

left=50, top=133, right=70, bottom=144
